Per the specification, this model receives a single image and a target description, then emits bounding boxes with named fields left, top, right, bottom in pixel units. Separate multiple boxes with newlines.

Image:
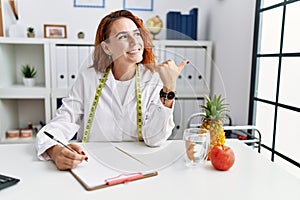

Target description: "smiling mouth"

left=127, top=48, right=141, bottom=55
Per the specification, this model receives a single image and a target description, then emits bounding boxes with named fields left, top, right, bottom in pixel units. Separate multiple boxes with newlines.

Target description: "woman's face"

left=105, top=17, right=144, bottom=67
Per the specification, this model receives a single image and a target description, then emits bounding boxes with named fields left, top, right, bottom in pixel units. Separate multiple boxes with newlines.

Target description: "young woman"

left=36, top=10, right=188, bottom=170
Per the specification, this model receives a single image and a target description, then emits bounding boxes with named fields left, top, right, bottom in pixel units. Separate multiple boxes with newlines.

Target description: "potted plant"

left=21, top=64, right=37, bottom=86
left=27, top=27, right=35, bottom=38
left=77, top=31, right=85, bottom=39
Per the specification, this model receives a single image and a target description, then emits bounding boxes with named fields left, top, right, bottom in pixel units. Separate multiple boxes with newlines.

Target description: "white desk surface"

left=1, top=140, right=299, bottom=200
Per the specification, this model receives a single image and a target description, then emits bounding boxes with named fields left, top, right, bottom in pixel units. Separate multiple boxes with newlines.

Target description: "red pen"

left=105, top=173, right=143, bottom=185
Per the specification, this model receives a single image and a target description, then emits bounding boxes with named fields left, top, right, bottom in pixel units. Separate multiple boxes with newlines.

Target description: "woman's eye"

left=118, top=35, right=127, bottom=39
left=135, top=32, right=141, bottom=37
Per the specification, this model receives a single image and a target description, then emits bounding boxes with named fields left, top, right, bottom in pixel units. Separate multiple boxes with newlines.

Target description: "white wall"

left=2, top=0, right=210, bottom=41
left=208, top=0, right=256, bottom=125
left=1, top=0, right=256, bottom=125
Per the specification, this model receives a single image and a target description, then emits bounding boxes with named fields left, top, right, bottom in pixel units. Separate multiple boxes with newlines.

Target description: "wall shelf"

left=0, top=87, right=49, bottom=98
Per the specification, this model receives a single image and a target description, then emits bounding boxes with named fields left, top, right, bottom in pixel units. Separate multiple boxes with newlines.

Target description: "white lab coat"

left=36, top=64, right=175, bottom=160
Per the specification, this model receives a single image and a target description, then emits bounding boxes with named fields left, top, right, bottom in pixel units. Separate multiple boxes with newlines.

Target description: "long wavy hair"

left=92, top=10, right=155, bottom=72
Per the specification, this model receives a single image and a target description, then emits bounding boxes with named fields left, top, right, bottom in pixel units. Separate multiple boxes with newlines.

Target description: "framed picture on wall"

left=44, top=24, right=67, bottom=39
left=123, top=0, right=153, bottom=11
left=74, top=0, right=105, bottom=8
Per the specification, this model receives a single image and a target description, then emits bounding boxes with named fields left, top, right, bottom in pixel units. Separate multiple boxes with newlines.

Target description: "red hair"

left=93, top=10, right=155, bottom=72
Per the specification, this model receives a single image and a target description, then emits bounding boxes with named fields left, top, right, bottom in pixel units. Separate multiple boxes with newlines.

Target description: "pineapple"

left=200, top=94, right=229, bottom=159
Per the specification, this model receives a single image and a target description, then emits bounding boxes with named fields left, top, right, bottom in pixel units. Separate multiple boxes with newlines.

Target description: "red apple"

left=210, top=145, right=235, bottom=171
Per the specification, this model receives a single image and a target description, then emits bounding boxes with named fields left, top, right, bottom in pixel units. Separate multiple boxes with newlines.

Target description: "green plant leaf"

left=21, top=64, right=37, bottom=78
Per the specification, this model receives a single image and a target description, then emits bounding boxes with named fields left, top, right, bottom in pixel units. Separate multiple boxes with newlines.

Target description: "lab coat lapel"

left=97, top=69, right=123, bottom=111
left=95, top=68, right=115, bottom=91
left=104, top=70, right=116, bottom=91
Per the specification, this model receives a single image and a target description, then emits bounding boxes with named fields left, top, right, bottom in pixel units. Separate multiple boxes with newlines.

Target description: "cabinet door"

left=163, top=46, right=207, bottom=96
left=171, top=99, right=184, bottom=139
left=184, top=47, right=207, bottom=95
left=152, top=42, right=163, bottom=63
left=171, top=98, right=204, bottom=139
left=67, top=46, right=79, bottom=88
left=78, top=46, right=91, bottom=69
left=163, top=47, right=185, bottom=90
left=88, top=46, right=94, bottom=66
left=55, top=46, right=68, bottom=88
left=55, top=45, right=94, bottom=89
left=182, top=98, right=203, bottom=129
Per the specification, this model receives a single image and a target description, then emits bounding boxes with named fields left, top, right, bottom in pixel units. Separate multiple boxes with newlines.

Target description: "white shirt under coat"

left=35, top=64, right=175, bottom=160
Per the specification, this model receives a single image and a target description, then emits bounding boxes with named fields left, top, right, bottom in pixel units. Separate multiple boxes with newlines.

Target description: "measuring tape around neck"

left=135, top=65, right=143, bottom=141
left=82, top=65, right=143, bottom=142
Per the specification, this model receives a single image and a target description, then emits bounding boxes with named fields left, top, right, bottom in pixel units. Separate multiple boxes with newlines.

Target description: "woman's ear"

left=101, top=41, right=111, bottom=55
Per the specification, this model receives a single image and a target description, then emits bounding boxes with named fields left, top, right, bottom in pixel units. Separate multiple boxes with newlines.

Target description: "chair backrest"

left=186, top=112, right=203, bottom=129
left=186, top=112, right=262, bottom=153
left=186, top=112, right=232, bottom=129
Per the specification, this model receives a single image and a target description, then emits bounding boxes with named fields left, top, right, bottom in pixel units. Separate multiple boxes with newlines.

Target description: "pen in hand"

left=44, top=131, right=88, bottom=162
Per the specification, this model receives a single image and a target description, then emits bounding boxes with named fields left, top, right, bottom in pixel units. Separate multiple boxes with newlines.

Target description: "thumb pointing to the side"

left=178, top=60, right=189, bottom=73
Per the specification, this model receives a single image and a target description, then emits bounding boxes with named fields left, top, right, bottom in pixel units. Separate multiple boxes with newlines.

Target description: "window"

left=249, top=0, right=300, bottom=176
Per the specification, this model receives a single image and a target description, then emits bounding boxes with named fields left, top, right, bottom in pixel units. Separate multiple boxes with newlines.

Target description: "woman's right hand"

left=155, top=59, right=188, bottom=91
left=46, top=144, right=88, bottom=170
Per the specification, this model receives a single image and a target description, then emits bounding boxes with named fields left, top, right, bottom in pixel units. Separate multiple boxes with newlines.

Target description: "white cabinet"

left=153, top=40, right=212, bottom=98
left=171, top=98, right=204, bottom=139
left=49, top=41, right=94, bottom=114
left=153, top=40, right=212, bottom=139
left=0, top=38, right=51, bottom=143
left=0, top=39, right=212, bottom=143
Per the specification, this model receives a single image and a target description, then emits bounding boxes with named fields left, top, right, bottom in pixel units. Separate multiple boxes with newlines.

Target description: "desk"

left=1, top=140, right=299, bottom=199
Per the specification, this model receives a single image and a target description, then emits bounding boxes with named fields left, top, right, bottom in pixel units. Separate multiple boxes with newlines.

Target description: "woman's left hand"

left=155, top=59, right=189, bottom=90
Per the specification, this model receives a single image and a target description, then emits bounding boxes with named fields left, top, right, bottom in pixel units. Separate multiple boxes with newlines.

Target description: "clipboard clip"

left=105, top=172, right=143, bottom=185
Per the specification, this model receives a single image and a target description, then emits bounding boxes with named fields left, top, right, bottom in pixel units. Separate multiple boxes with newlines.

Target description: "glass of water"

left=183, top=128, right=210, bottom=167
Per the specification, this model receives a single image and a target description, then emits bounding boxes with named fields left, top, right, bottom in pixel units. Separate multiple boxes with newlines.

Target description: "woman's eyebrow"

left=115, top=29, right=139, bottom=38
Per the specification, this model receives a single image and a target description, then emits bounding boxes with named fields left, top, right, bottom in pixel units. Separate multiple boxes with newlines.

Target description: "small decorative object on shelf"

left=199, top=94, right=229, bottom=160
left=77, top=31, right=85, bottom=39
left=20, top=129, right=33, bottom=139
left=44, top=24, right=67, bottom=39
left=27, top=26, right=35, bottom=38
left=146, top=15, right=162, bottom=40
left=6, top=130, right=20, bottom=139
left=21, top=64, right=37, bottom=87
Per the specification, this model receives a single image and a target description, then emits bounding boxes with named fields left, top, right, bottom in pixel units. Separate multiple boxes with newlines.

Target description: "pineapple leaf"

left=199, top=94, right=229, bottom=120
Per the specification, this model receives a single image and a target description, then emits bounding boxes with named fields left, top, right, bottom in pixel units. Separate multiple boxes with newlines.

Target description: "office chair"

left=186, top=112, right=262, bottom=153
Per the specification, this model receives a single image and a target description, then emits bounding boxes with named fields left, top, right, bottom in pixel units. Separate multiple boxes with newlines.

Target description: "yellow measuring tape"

left=135, top=65, right=143, bottom=141
left=82, top=65, right=143, bottom=142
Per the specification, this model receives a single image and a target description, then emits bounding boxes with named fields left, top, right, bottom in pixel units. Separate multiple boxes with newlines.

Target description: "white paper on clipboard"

left=70, top=143, right=157, bottom=190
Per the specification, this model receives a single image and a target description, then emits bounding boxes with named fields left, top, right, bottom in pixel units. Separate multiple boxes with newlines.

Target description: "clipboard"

left=70, top=143, right=158, bottom=191
left=71, top=170, right=158, bottom=191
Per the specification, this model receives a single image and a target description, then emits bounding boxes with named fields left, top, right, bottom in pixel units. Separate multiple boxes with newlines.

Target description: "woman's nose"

left=128, top=35, right=138, bottom=45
